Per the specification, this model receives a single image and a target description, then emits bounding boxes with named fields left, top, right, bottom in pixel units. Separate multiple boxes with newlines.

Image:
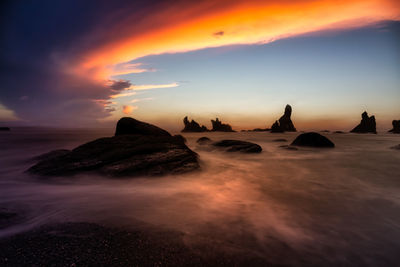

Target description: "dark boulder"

left=181, top=116, right=208, bottom=132
left=211, top=118, right=234, bottom=132
left=291, top=132, right=335, bottom=148
left=270, top=105, right=296, bottom=132
left=213, top=140, right=262, bottom=153
left=197, top=137, right=212, bottom=145
left=388, top=120, right=400, bottom=133
left=0, top=127, right=10, bottom=131
left=115, top=117, right=170, bottom=136
left=350, top=112, right=377, bottom=134
left=29, top=118, right=199, bottom=177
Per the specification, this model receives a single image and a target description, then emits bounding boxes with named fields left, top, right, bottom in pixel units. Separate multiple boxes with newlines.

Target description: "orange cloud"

left=79, top=0, right=400, bottom=78
left=122, top=105, right=138, bottom=115
left=128, top=82, right=179, bottom=91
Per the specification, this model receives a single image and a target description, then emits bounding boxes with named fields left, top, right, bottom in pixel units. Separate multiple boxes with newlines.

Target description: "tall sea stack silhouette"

left=270, top=104, right=296, bottom=133
left=211, top=118, right=234, bottom=132
left=389, top=120, right=400, bottom=133
left=350, top=111, right=377, bottom=134
left=181, top=116, right=208, bottom=132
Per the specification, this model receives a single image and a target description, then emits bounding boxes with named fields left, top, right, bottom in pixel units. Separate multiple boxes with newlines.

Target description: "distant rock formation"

left=270, top=105, right=296, bottom=133
left=350, top=112, right=377, bottom=134
left=196, top=137, right=212, bottom=144
left=29, top=117, right=199, bottom=177
left=388, top=120, right=400, bottom=133
left=291, top=132, right=335, bottom=148
left=211, top=118, right=234, bottom=132
left=182, top=116, right=208, bottom=132
left=115, top=117, right=170, bottom=136
left=213, top=140, right=262, bottom=153
left=0, top=127, right=10, bottom=131
left=246, top=128, right=270, bottom=132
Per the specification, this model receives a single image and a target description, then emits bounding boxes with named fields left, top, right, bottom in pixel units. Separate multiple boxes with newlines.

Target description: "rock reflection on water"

left=0, top=128, right=400, bottom=265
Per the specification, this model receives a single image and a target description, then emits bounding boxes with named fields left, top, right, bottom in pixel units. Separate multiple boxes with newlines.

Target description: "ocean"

left=0, top=127, right=399, bottom=265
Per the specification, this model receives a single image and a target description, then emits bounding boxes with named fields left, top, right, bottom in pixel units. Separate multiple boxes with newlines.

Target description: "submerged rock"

left=388, top=120, right=400, bottom=134
left=273, top=139, right=287, bottom=142
left=334, top=131, right=344, bottom=134
left=197, top=137, right=212, bottom=145
left=350, top=112, right=377, bottom=134
left=291, top=132, right=335, bottom=148
left=279, top=145, right=298, bottom=151
left=182, top=116, right=208, bottom=132
left=115, top=117, right=170, bottom=136
left=29, top=118, right=199, bottom=177
left=390, top=144, right=400, bottom=150
left=211, top=118, right=234, bottom=132
left=213, top=140, right=262, bottom=153
left=270, top=105, right=296, bottom=133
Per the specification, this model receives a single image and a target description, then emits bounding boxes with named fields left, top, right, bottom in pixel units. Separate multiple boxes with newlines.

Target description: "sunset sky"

left=1, top=0, right=399, bottom=131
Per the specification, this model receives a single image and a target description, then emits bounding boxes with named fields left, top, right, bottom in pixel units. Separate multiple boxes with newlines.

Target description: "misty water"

left=0, top=128, right=399, bottom=265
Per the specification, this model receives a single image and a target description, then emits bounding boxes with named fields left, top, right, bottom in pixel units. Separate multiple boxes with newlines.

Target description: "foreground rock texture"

left=389, top=120, right=400, bottom=133
left=291, top=132, right=335, bottom=148
left=270, top=105, right=296, bottom=133
left=182, top=116, right=208, bottom=132
left=350, top=112, right=377, bottom=133
left=213, top=140, right=262, bottom=153
left=29, top=118, right=199, bottom=177
left=211, top=118, right=234, bottom=132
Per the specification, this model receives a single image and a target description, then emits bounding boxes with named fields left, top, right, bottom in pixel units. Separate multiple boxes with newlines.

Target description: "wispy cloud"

left=110, top=92, right=137, bottom=99
left=128, top=82, right=179, bottom=91
left=130, top=97, right=153, bottom=103
left=111, top=63, right=156, bottom=76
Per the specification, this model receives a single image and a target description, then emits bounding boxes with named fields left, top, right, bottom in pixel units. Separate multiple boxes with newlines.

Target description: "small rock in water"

left=196, top=137, right=212, bottom=144
left=279, top=145, right=298, bottom=151
left=272, top=139, right=287, bottom=142
left=213, top=140, right=262, bottom=153
left=291, top=132, right=335, bottom=148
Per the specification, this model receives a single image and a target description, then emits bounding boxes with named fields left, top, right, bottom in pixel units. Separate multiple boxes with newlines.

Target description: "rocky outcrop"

left=270, top=105, right=296, bottom=132
left=213, top=140, right=262, bottom=153
left=196, top=137, right=212, bottom=144
left=350, top=112, right=377, bottom=134
left=211, top=118, right=234, bottom=132
left=181, top=117, right=208, bottom=132
left=29, top=118, right=199, bottom=177
left=388, top=120, right=400, bottom=133
left=291, top=132, right=335, bottom=148
left=115, top=117, right=170, bottom=136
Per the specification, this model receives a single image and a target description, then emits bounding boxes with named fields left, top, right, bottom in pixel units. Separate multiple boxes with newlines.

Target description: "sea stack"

left=270, top=104, right=296, bottom=132
left=388, top=120, right=400, bottom=134
left=350, top=111, right=377, bottom=134
left=211, top=118, right=234, bottom=132
left=181, top=116, right=208, bottom=132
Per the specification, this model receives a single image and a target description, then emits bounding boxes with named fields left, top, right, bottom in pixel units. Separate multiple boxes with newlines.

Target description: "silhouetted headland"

left=291, top=132, right=335, bottom=148
left=182, top=116, right=209, bottom=132
left=350, top=111, right=377, bottom=133
left=28, top=117, right=199, bottom=177
left=270, top=104, right=296, bottom=133
left=388, top=120, right=400, bottom=133
left=211, top=118, right=235, bottom=132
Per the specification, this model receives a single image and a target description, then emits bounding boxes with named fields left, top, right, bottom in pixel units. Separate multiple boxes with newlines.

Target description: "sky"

left=0, top=0, right=399, bottom=131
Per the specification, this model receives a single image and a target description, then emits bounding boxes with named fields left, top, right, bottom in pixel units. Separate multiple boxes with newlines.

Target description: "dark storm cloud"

left=0, top=0, right=162, bottom=125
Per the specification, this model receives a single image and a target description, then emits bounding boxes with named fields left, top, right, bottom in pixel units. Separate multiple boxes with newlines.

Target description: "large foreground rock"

left=270, top=105, right=296, bottom=132
left=182, top=116, right=208, bottom=132
left=213, top=140, right=262, bottom=153
left=350, top=112, right=377, bottom=133
left=29, top=118, right=199, bottom=177
left=115, top=117, right=170, bottom=136
left=291, top=132, right=335, bottom=148
left=211, top=118, right=234, bottom=132
left=388, top=120, right=400, bottom=133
